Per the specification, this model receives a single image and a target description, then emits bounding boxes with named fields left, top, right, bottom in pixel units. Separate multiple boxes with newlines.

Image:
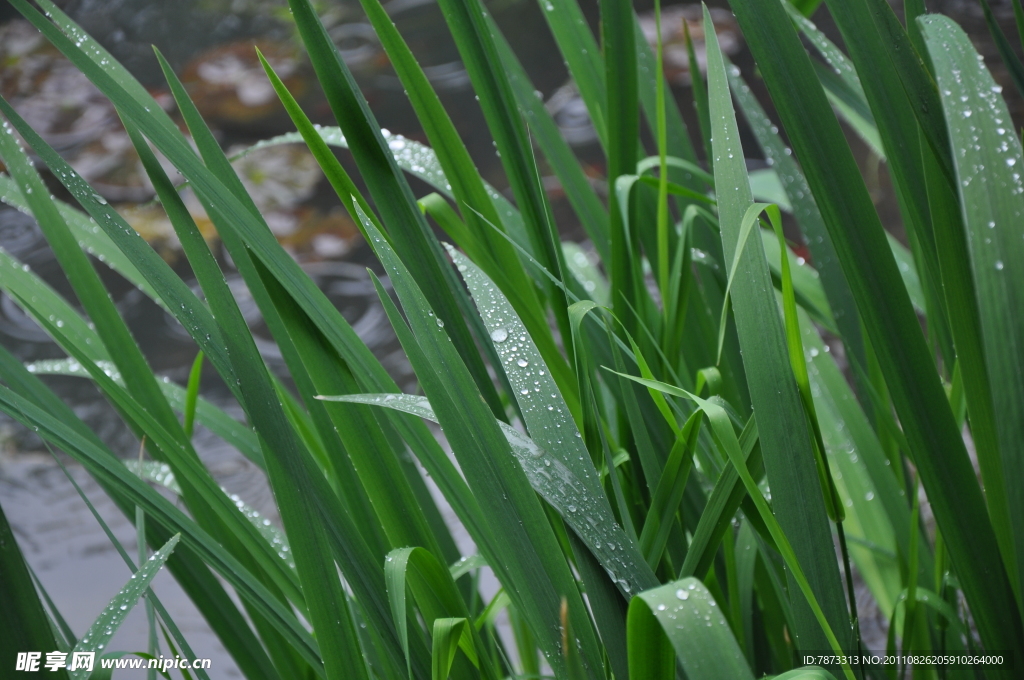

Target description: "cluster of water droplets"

left=925, top=16, right=1022, bottom=278
left=378, top=129, right=452, bottom=192
left=121, top=458, right=294, bottom=569
left=27, top=358, right=122, bottom=382
left=445, top=244, right=654, bottom=595
left=648, top=579, right=730, bottom=638
left=227, top=491, right=293, bottom=568
left=72, top=534, right=181, bottom=677
left=791, top=9, right=863, bottom=92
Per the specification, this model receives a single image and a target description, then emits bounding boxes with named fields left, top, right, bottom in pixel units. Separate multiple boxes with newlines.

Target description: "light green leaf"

left=69, top=534, right=180, bottom=680
left=627, top=578, right=754, bottom=680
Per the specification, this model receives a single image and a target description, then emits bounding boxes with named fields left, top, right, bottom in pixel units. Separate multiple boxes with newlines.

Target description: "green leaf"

left=602, top=0, right=640, bottom=326
left=0, top=500, right=71, bottom=680
left=678, top=417, right=763, bottom=581
left=627, top=578, right=754, bottom=680
left=493, top=27, right=610, bottom=260
left=922, top=13, right=1024, bottom=617
left=434, top=0, right=570, bottom=323
left=533, top=0, right=607, bottom=149
left=1, top=348, right=260, bottom=680
left=728, top=68, right=863, bottom=371
left=183, top=352, right=203, bottom=439
left=799, top=311, right=914, bottom=617
left=749, top=170, right=792, bottom=211
left=68, top=535, right=181, bottom=680
left=431, top=619, right=470, bottom=680
left=323, top=389, right=657, bottom=600
left=702, top=7, right=852, bottom=655
left=638, top=411, right=701, bottom=566
left=0, top=175, right=160, bottom=304
left=385, top=547, right=484, bottom=680
left=0, top=249, right=108, bottom=362
left=562, top=243, right=610, bottom=306
left=0, top=97, right=185, bottom=452
left=447, top=243, right=659, bottom=586
left=782, top=2, right=883, bottom=158
left=759, top=229, right=836, bottom=333
left=353, top=0, right=566, bottom=401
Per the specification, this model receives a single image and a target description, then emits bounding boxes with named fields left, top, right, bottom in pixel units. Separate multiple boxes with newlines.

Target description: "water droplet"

left=490, top=328, right=509, bottom=342
left=676, top=589, right=690, bottom=600
left=517, top=359, right=528, bottom=367
left=995, top=260, right=1004, bottom=270
left=435, top=317, right=444, bottom=328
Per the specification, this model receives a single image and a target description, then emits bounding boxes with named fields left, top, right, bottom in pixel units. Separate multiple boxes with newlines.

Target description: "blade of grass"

left=23, top=358, right=262, bottom=469
left=0, top=175, right=161, bottom=304
left=678, top=416, right=762, bottom=580
left=615, top=374, right=854, bottom=678
left=703, top=8, right=852, bottom=656
left=68, top=534, right=180, bottom=680
left=435, top=0, right=575, bottom=344
left=0, top=101, right=187, bottom=454
left=492, top=26, right=610, bottom=260
left=799, top=308, right=906, bottom=619
left=183, top=352, right=203, bottom=440
left=154, top=42, right=434, bottom=677
left=728, top=68, right=865, bottom=397
left=922, top=13, right=1024, bottom=618
left=815, top=0, right=960, bottom=372
left=447, top=243, right=657, bottom=589
left=431, top=618, right=472, bottom=680
left=628, top=578, right=755, bottom=680
left=602, top=0, right=640, bottom=327
left=533, top=0, right=607, bottom=147
left=0, top=500, right=71, bottom=680
left=782, top=2, right=884, bottom=158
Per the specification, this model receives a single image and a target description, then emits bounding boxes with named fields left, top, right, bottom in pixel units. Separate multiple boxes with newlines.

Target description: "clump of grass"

left=0, top=0, right=1022, bottom=678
